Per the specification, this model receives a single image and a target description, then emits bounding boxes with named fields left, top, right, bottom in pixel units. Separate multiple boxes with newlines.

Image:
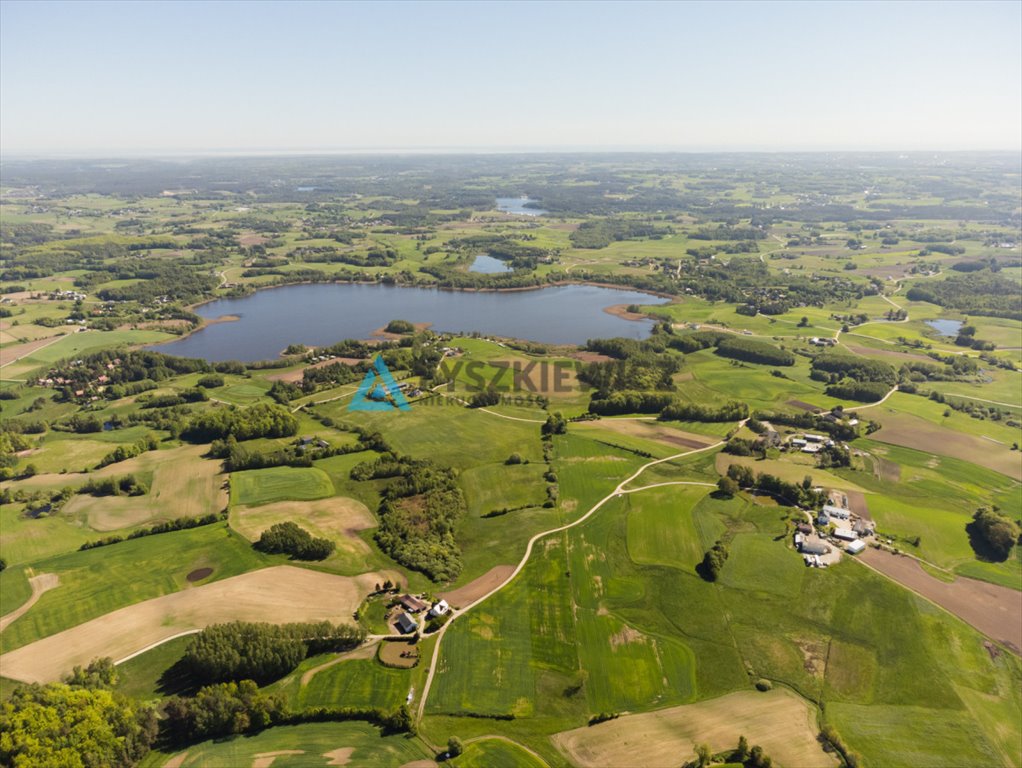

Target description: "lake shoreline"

left=162, top=279, right=675, bottom=359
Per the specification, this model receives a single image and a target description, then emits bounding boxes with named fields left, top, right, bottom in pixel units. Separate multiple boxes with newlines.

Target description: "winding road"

left=415, top=437, right=727, bottom=722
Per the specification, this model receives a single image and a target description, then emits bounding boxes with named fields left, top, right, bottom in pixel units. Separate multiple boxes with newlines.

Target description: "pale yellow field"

left=60, top=444, right=228, bottom=531
left=575, top=418, right=715, bottom=450
left=0, top=565, right=402, bottom=683
left=552, top=689, right=838, bottom=768
left=231, top=497, right=375, bottom=551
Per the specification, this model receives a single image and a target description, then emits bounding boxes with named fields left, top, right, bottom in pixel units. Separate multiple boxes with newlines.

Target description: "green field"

left=231, top=466, right=335, bottom=506
left=144, top=722, right=433, bottom=768
left=0, top=524, right=269, bottom=653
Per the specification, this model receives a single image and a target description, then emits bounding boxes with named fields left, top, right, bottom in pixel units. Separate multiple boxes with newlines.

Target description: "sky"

left=1, top=0, right=1020, bottom=155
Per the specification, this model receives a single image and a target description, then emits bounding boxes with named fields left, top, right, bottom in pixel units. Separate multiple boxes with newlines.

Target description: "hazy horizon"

left=2, top=0, right=1020, bottom=155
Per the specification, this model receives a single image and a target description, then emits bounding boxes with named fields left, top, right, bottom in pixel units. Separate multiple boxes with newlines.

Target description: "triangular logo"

left=349, top=356, right=411, bottom=412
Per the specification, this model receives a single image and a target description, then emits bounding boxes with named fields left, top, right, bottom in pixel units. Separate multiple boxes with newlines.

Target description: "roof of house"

left=398, top=594, right=429, bottom=612
left=833, top=527, right=857, bottom=540
left=802, top=541, right=829, bottom=555
left=395, top=613, right=417, bottom=633
left=846, top=540, right=866, bottom=554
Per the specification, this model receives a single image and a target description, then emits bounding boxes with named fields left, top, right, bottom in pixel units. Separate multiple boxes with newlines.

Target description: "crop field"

left=0, top=565, right=393, bottom=683
left=0, top=524, right=270, bottom=654
left=330, top=397, right=545, bottom=469
left=231, top=497, right=377, bottom=574
left=552, top=689, right=836, bottom=768
left=451, top=738, right=547, bottom=767
left=231, top=466, right=336, bottom=506
left=459, top=462, right=549, bottom=518
left=296, top=656, right=412, bottom=711
left=148, top=722, right=433, bottom=768
left=2, top=155, right=1021, bottom=768
left=63, top=445, right=227, bottom=531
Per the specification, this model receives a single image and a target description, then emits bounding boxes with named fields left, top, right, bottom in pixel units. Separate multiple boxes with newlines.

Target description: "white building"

left=846, top=539, right=866, bottom=555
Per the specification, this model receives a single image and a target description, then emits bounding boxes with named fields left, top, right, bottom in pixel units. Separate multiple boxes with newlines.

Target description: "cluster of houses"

left=36, top=359, right=120, bottom=399
left=393, top=594, right=450, bottom=635
left=793, top=497, right=873, bottom=566
left=808, top=337, right=837, bottom=347
left=49, top=289, right=87, bottom=302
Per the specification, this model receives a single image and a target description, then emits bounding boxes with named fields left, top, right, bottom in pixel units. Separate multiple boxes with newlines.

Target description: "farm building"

left=801, top=540, right=830, bottom=556
left=823, top=504, right=851, bottom=520
left=794, top=533, right=805, bottom=547
left=790, top=438, right=808, bottom=448
left=429, top=599, right=450, bottom=618
left=395, top=613, right=417, bottom=634
left=846, top=540, right=866, bottom=555
left=801, top=443, right=822, bottom=454
left=804, top=434, right=827, bottom=443
left=796, top=522, right=813, bottom=535
left=398, top=594, right=428, bottom=613
left=853, top=519, right=872, bottom=537
left=833, top=527, right=857, bottom=541
left=817, top=512, right=830, bottom=526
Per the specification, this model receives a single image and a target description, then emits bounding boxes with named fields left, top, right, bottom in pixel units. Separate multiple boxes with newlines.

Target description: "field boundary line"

left=462, top=734, right=551, bottom=766
left=114, top=629, right=202, bottom=665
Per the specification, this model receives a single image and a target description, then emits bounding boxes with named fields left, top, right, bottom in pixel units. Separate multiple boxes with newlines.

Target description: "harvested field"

left=577, top=418, right=714, bottom=450
left=60, top=444, right=227, bottom=531
left=441, top=564, right=514, bottom=608
left=231, top=497, right=375, bottom=553
left=857, top=547, right=1022, bottom=653
left=0, top=573, right=58, bottom=633
left=786, top=399, right=823, bottom=412
left=873, top=413, right=1022, bottom=480
left=0, top=565, right=401, bottom=683
left=552, top=688, right=837, bottom=768
left=238, top=233, right=269, bottom=247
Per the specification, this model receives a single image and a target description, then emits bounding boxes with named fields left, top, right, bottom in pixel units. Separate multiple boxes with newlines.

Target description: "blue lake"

left=496, top=196, right=546, bottom=216
left=153, top=283, right=668, bottom=361
left=926, top=319, right=964, bottom=337
left=468, top=254, right=512, bottom=274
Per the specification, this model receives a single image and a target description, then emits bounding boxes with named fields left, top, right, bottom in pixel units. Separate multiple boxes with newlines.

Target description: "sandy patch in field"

left=872, top=412, right=1022, bottom=480
left=552, top=688, right=837, bottom=768
left=577, top=418, right=714, bottom=451
left=252, top=751, right=303, bottom=768
left=441, top=564, right=514, bottom=608
left=857, top=547, right=1022, bottom=653
left=0, top=565, right=400, bottom=683
left=265, top=357, right=364, bottom=383
left=239, top=233, right=269, bottom=247
left=322, top=748, right=354, bottom=766
left=0, top=573, right=58, bottom=632
left=60, top=444, right=227, bottom=531
left=232, top=498, right=375, bottom=553
left=161, top=753, right=188, bottom=768
left=399, top=761, right=438, bottom=768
